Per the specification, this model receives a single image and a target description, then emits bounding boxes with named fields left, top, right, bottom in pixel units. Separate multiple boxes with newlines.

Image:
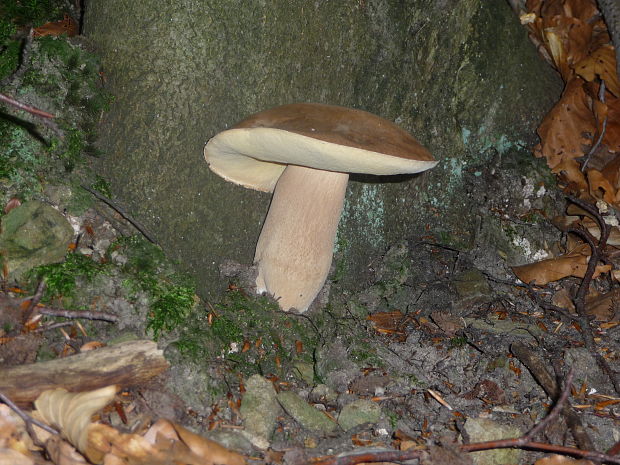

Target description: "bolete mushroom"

left=204, top=103, right=437, bottom=312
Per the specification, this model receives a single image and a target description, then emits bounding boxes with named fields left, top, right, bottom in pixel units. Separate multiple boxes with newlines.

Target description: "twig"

left=523, top=367, right=574, bottom=442
left=35, top=306, right=119, bottom=322
left=22, top=281, right=46, bottom=324
left=0, top=93, right=55, bottom=119
left=565, top=196, right=620, bottom=395
left=581, top=80, right=608, bottom=172
left=511, top=342, right=595, bottom=451
left=34, top=321, right=74, bottom=332
left=0, top=390, right=58, bottom=435
left=80, top=184, right=157, bottom=244
left=309, top=449, right=425, bottom=465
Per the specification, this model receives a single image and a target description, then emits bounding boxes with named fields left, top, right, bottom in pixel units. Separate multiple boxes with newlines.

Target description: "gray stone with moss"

left=463, top=417, right=521, bottom=465
left=239, top=375, right=282, bottom=448
left=338, top=399, right=382, bottom=431
left=83, top=0, right=562, bottom=299
left=277, top=391, right=338, bottom=433
left=0, top=201, right=73, bottom=279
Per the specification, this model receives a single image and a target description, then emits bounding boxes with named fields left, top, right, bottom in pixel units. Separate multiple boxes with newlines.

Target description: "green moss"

left=111, top=236, right=198, bottom=339
left=1, top=0, right=61, bottom=26
left=176, top=289, right=318, bottom=376
left=0, top=17, right=19, bottom=80
left=91, top=176, right=112, bottom=197
left=450, top=335, right=468, bottom=348
left=146, top=283, right=195, bottom=338
left=0, top=118, right=46, bottom=201
left=28, top=252, right=107, bottom=300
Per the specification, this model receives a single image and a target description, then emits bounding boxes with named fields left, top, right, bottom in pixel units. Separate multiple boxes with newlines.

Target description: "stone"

left=564, top=348, right=610, bottom=394
left=276, top=391, right=337, bottom=433
left=239, top=375, right=282, bottom=448
left=0, top=201, right=73, bottom=279
left=338, top=399, right=382, bottom=431
left=462, top=417, right=521, bottom=465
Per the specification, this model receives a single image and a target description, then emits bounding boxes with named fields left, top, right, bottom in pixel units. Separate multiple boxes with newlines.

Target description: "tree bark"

left=83, top=0, right=562, bottom=297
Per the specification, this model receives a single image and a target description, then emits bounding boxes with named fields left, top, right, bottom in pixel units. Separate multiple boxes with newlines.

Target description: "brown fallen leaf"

left=512, top=253, right=611, bottom=285
left=0, top=447, right=34, bottom=465
left=45, top=435, right=88, bottom=465
left=34, top=385, right=118, bottom=462
left=575, top=45, right=620, bottom=97
left=33, top=14, right=78, bottom=38
left=585, top=288, right=620, bottom=321
left=535, top=78, right=596, bottom=171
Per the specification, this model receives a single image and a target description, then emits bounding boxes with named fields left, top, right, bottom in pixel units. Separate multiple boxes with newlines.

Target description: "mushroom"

left=204, top=103, right=437, bottom=312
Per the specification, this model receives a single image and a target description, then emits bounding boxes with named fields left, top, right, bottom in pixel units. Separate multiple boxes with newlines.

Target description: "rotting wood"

left=0, top=339, right=168, bottom=404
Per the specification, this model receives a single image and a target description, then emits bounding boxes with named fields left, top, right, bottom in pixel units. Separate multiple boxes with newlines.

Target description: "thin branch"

left=565, top=196, right=620, bottom=395
left=35, top=306, right=119, bottom=322
left=523, top=367, right=574, bottom=442
left=581, top=80, right=608, bottom=172
left=0, top=93, right=55, bottom=119
left=80, top=184, right=157, bottom=244
left=22, top=281, right=46, bottom=324
left=0, top=390, right=59, bottom=435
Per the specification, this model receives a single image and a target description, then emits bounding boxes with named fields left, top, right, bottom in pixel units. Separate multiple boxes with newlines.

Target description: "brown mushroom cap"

left=204, top=103, right=437, bottom=192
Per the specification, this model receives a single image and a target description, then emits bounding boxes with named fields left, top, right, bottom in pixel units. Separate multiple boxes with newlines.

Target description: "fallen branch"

left=81, top=184, right=157, bottom=244
left=0, top=339, right=168, bottom=404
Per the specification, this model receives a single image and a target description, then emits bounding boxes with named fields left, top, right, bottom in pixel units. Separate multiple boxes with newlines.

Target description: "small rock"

left=452, top=269, right=492, bottom=313
left=464, top=315, right=541, bottom=339
left=206, top=429, right=255, bottom=455
left=309, top=384, right=338, bottom=405
left=0, top=200, right=73, bottom=279
left=462, top=417, right=521, bottom=465
left=239, top=375, right=282, bottom=448
left=277, top=391, right=337, bottom=433
left=315, top=338, right=359, bottom=392
left=564, top=347, right=610, bottom=394
left=338, top=399, right=382, bottom=431
left=292, top=361, right=315, bottom=384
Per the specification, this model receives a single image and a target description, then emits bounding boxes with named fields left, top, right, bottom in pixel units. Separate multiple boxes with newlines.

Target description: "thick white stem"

left=254, top=165, right=349, bottom=312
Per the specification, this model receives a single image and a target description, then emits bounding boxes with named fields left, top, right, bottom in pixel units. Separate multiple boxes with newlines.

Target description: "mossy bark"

left=84, top=0, right=561, bottom=297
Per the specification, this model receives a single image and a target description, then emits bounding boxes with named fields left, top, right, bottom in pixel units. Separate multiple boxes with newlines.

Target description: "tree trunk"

left=84, top=0, right=562, bottom=298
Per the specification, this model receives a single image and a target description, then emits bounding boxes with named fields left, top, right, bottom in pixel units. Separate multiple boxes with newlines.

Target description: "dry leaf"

left=512, top=253, right=611, bottom=285
left=45, top=435, right=89, bottom=465
left=3, top=198, right=21, bottom=214
left=34, top=385, right=118, bottom=460
left=0, top=448, right=34, bottom=465
left=33, top=14, right=78, bottom=37
left=575, top=45, right=620, bottom=97
left=536, top=79, right=596, bottom=170
left=585, top=288, right=620, bottom=321
left=552, top=287, right=576, bottom=313
left=172, top=420, right=246, bottom=465
left=0, top=404, right=34, bottom=456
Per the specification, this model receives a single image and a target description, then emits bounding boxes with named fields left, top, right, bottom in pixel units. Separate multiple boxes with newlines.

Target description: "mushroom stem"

left=254, top=165, right=349, bottom=312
